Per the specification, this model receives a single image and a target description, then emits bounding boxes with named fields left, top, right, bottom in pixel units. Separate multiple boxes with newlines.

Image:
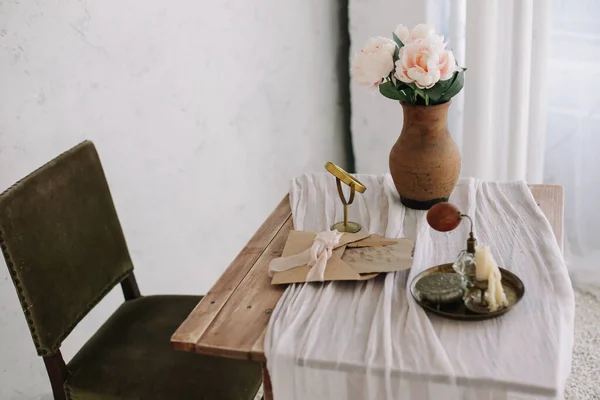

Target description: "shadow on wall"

left=337, top=0, right=355, bottom=172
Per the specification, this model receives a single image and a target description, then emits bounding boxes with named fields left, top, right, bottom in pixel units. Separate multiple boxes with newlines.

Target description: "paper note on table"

left=342, top=238, right=414, bottom=274
left=270, top=230, right=414, bottom=285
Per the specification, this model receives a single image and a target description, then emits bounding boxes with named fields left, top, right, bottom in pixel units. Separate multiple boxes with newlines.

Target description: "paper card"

left=342, top=238, right=414, bottom=273
left=270, top=230, right=414, bottom=285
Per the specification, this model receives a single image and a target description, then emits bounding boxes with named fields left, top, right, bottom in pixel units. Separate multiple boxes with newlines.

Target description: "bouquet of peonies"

left=351, top=24, right=465, bottom=106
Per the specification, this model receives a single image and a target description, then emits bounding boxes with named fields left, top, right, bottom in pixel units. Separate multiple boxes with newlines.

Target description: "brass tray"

left=409, top=263, right=525, bottom=321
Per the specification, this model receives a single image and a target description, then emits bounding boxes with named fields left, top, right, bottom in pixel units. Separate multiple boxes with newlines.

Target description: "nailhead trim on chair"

left=0, top=228, right=43, bottom=352
left=0, top=225, right=133, bottom=356
left=64, top=383, right=73, bottom=400
left=0, top=141, right=134, bottom=356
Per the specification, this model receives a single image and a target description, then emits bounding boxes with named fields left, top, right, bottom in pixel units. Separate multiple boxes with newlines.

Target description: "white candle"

left=474, top=245, right=491, bottom=281
left=475, top=246, right=509, bottom=311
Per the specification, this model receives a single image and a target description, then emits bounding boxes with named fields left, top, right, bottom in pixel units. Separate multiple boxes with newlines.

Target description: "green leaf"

left=392, top=34, right=402, bottom=64
left=438, top=70, right=465, bottom=102
left=422, top=75, right=455, bottom=102
left=379, top=81, right=404, bottom=101
left=392, top=33, right=405, bottom=50
left=413, top=69, right=466, bottom=104
left=395, top=80, right=410, bottom=91
left=397, top=89, right=413, bottom=103
left=407, top=83, right=429, bottom=102
left=379, top=81, right=413, bottom=103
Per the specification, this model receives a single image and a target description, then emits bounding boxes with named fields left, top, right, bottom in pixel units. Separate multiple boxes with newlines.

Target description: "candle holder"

left=324, top=162, right=366, bottom=233
left=463, top=278, right=491, bottom=314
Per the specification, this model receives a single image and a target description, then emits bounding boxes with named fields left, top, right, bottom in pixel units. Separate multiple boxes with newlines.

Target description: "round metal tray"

left=409, top=263, right=525, bottom=321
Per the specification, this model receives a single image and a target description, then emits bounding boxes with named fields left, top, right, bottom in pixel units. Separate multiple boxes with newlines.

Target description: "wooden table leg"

left=262, top=363, right=274, bottom=400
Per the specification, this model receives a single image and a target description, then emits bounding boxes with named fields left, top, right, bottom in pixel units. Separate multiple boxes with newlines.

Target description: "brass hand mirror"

left=325, top=161, right=367, bottom=233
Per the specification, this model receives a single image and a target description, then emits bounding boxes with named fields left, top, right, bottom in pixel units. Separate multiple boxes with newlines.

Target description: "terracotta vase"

left=389, top=101, right=461, bottom=210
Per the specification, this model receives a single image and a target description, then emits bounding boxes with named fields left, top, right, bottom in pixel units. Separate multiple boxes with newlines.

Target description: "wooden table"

left=171, top=184, right=564, bottom=400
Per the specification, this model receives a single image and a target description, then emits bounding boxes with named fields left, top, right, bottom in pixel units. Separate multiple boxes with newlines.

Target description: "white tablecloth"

left=264, top=174, right=575, bottom=400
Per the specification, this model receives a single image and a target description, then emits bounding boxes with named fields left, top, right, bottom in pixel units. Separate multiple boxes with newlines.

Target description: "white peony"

left=409, top=24, right=436, bottom=42
left=396, top=23, right=445, bottom=48
left=394, top=24, right=410, bottom=43
left=351, top=36, right=396, bottom=89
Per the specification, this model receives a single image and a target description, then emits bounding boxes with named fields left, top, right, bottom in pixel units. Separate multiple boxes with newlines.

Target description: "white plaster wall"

left=0, top=0, right=347, bottom=398
left=349, top=0, right=426, bottom=173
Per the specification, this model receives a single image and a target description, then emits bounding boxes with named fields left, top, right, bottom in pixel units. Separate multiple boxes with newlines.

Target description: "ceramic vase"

left=389, top=101, right=461, bottom=210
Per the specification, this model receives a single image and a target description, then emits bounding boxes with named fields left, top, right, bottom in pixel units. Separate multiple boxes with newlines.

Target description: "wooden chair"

left=0, top=141, right=262, bottom=399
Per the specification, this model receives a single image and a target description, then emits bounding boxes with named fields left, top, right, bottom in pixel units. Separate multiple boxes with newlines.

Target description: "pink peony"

left=438, top=49, right=456, bottom=81
left=394, top=36, right=457, bottom=89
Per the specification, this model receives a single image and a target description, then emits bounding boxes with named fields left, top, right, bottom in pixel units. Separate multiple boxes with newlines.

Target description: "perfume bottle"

left=427, top=203, right=490, bottom=313
left=451, top=213, right=477, bottom=289
left=453, top=249, right=476, bottom=289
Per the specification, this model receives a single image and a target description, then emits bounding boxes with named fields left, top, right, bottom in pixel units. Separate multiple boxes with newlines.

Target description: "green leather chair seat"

left=64, top=295, right=262, bottom=400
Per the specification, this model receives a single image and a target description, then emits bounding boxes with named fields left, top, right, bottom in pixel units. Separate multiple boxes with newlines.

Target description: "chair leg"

left=43, top=352, right=68, bottom=400
left=120, top=272, right=141, bottom=300
left=262, top=363, right=274, bottom=400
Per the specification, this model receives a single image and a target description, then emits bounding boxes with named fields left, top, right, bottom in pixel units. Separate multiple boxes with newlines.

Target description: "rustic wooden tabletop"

left=171, top=184, right=564, bottom=400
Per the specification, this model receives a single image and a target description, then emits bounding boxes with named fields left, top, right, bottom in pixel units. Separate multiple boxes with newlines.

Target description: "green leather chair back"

left=0, top=141, right=134, bottom=356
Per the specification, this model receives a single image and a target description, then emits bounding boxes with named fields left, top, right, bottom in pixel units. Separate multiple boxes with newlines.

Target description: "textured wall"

left=0, top=0, right=347, bottom=398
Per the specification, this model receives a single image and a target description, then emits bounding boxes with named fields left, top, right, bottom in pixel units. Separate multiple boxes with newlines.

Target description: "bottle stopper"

left=426, top=202, right=477, bottom=254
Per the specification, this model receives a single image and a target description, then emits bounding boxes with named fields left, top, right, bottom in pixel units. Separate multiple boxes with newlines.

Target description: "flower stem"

left=413, top=89, right=429, bottom=105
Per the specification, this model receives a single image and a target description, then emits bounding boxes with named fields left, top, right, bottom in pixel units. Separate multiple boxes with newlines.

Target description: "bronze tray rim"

left=409, top=263, right=525, bottom=321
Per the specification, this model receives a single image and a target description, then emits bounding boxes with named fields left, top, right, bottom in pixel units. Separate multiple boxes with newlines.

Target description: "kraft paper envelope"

left=271, top=230, right=414, bottom=285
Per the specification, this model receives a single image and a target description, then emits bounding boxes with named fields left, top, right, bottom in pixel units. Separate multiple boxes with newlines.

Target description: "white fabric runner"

left=264, top=174, right=575, bottom=400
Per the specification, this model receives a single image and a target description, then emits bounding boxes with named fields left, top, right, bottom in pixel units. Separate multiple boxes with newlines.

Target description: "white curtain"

left=441, top=0, right=600, bottom=297
left=542, top=0, right=600, bottom=296
left=350, top=0, right=600, bottom=297
left=440, top=0, right=550, bottom=182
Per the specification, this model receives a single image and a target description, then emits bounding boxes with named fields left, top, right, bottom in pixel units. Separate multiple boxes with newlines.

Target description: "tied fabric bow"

left=268, top=230, right=344, bottom=282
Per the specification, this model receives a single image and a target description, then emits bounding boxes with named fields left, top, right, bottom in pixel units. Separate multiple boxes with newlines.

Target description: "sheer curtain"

left=428, top=0, right=550, bottom=182
left=543, top=0, right=600, bottom=296
left=438, top=0, right=600, bottom=296
left=350, top=0, right=599, bottom=296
